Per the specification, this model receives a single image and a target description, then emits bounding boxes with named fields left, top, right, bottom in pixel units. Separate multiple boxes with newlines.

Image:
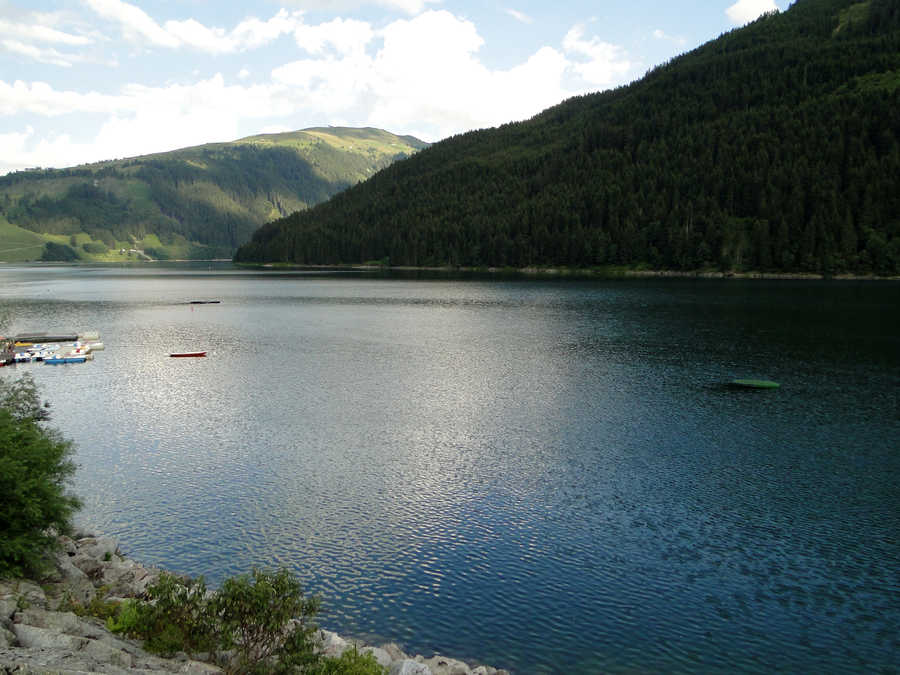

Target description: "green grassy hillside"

left=0, top=127, right=427, bottom=262
left=236, top=0, right=900, bottom=276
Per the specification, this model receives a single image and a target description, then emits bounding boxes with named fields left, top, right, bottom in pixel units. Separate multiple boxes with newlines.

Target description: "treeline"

left=236, top=0, right=900, bottom=275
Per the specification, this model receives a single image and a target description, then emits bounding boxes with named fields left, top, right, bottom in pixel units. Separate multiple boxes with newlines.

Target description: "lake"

left=1, top=264, right=898, bottom=673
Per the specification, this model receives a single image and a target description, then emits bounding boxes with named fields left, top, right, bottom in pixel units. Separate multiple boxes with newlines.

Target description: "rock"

left=423, top=654, right=472, bottom=675
left=0, top=625, right=15, bottom=648
left=178, top=660, right=227, bottom=673
left=78, top=636, right=135, bottom=668
left=54, top=554, right=97, bottom=605
left=70, top=551, right=104, bottom=580
left=101, top=557, right=161, bottom=598
left=471, top=667, right=498, bottom=675
left=382, top=642, right=409, bottom=662
left=12, top=623, right=87, bottom=651
left=319, top=629, right=349, bottom=657
left=58, top=535, right=78, bottom=556
left=4, top=581, right=47, bottom=610
left=390, top=659, right=434, bottom=675
left=363, top=645, right=393, bottom=668
left=13, top=607, right=110, bottom=642
left=0, top=597, right=18, bottom=624
left=76, top=535, right=120, bottom=560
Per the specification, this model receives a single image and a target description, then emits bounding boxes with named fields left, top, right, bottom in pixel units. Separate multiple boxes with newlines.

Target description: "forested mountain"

left=0, top=128, right=427, bottom=261
left=236, top=0, right=900, bottom=275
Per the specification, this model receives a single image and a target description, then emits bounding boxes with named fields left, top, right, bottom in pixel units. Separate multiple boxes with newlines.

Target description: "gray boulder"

left=423, top=655, right=472, bottom=675
left=12, top=623, right=86, bottom=651
left=54, top=554, right=97, bottom=605
left=363, top=645, right=393, bottom=668
left=70, top=551, right=104, bottom=580
left=76, top=535, right=120, bottom=560
left=0, top=625, right=15, bottom=648
left=391, top=659, right=434, bottom=675
left=382, top=642, right=410, bottom=661
left=319, top=629, right=349, bottom=657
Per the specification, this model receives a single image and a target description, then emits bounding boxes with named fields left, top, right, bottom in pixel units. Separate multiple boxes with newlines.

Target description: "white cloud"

left=280, top=0, right=438, bottom=14
left=726, top=0, right=778, bottom=25
left=293, top=17, right=374, bottom=56
left=82, top=0, right=179, bottom=47
left=0, top=10, right=99, bottom=67
left=562, top=24, right=632, bottom=87
left=0, top=80, right=126, bottom=116
left=82, top=0, right=303, bottom=53
left=2, top=39, right=74, bottom=67
left=0, top=74, right=297, bottom=173
left=256, top=125, right=293, bottom=135
left=1, top=9, right=638, bottom=173
left=652, top=28, right=686, bottom=46
left=0, top=18, right=92, bottom=46
left=505, top=9, right=533, bottom=24
left=274, top=11, right=632, bottom=140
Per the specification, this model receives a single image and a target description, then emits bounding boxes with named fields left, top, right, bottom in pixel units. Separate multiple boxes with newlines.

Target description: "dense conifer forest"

left=236, top=0, right=900, bottom=275
left=0, top=128, right=426, bottom=261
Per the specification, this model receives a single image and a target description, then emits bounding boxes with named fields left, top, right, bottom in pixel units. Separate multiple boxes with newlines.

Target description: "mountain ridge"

left=0, top=127, right=427, bottom=262
left=236, top=0, right=900, bottom=276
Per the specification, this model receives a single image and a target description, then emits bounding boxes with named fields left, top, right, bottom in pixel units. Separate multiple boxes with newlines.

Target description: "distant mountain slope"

left=236, top=0, right=900, bottom=275
left=0, top=127, right=427, bottom=261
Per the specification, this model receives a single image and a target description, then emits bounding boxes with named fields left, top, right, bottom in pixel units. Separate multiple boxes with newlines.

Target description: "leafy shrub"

left=105, top=598, right=141, bottom=634
left=214, top=568, right=321, bottom=674
left=82, top=242, right=108, bottom=254
left=312, top=647, right=386, bottom=675
left=40, top=241, right=80, bottom=262
left=125, top=572, right=218, bottom=658
left=58, top=589, right=121, bottom=621
left=0, top=374, right=81, bottom=578
left=112, top=568, right=322, bottom=672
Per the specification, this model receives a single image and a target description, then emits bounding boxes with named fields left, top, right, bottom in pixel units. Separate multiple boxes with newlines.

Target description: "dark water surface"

left=1, top=264, right=898, bottom=673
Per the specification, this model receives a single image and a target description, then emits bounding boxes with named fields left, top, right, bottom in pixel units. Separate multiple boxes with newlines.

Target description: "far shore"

left=3, top=259, right=898, bottom=281
left=250, top=261, right=900, bottom=281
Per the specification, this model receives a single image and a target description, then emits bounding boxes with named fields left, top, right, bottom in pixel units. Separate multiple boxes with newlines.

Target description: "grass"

left=0, top=217, right=47, bottom=262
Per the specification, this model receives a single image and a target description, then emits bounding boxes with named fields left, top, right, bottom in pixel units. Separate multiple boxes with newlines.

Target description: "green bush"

left=40, top=241, right=80, bottom=262
left=312, top=647, right=386, bottom=675
left=105, top=598, right=141, bottom=634
left=0, top=374, right=81, bottom=578
left=112, top=569, right=323, bottom=672
left=214, top=568, right=321, bottom=674
left=125, top=572, right=218, bottom=658
left=82, top=241, right=108, bottom=254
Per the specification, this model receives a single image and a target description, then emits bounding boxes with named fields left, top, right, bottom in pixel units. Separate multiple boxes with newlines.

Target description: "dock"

left=0, top=331, right=104, bottom=367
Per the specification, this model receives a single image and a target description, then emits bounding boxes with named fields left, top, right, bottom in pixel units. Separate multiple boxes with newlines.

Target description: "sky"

left=0, top=0, right=789, bottom=176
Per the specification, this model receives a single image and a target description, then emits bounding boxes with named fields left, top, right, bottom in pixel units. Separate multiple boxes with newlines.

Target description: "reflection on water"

left=1, top=265, right=898, bottom=673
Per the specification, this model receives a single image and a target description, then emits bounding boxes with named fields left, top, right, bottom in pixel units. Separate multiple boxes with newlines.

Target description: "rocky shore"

left=0, top=531, right=508, bottom=675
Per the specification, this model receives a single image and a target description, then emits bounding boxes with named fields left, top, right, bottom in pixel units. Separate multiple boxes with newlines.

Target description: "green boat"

left=730, top=379, right=780, bottom=389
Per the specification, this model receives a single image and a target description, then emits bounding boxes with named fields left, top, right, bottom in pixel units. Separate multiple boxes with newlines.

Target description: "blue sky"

left=0, top=0, right=787, bottom=175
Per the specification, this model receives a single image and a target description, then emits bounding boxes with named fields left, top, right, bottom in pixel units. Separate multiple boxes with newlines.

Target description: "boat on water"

left=44, top=355, right=88, bottom=364
left=169, top=351, right=207, bottom=358
left=730, top=379, right=780, bottom=389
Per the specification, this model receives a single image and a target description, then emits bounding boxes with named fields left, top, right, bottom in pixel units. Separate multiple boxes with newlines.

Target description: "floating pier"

left=0, top=331, right=103, bottom=366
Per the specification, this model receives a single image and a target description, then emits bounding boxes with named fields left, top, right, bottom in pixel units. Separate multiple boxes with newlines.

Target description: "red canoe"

left=169, top=351, right=207, bottom=358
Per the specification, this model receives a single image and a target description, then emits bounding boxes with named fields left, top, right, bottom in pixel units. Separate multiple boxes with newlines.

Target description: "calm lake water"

left=1, top=264, right=898, bottom=673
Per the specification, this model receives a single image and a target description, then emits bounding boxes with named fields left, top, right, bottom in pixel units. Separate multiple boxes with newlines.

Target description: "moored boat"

left=45, top=355, right=88, bottom=364
left=169, top=351, right=207, bottom=358
left=730, top=379, right=780, bottom=389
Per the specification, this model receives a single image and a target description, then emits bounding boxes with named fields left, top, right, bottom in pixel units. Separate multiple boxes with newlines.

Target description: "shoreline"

left=248, top=262, right=900, bottom=281
left=0, top=530, right=509, bottom=675
left=3, top=259, right=898, bottom=281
